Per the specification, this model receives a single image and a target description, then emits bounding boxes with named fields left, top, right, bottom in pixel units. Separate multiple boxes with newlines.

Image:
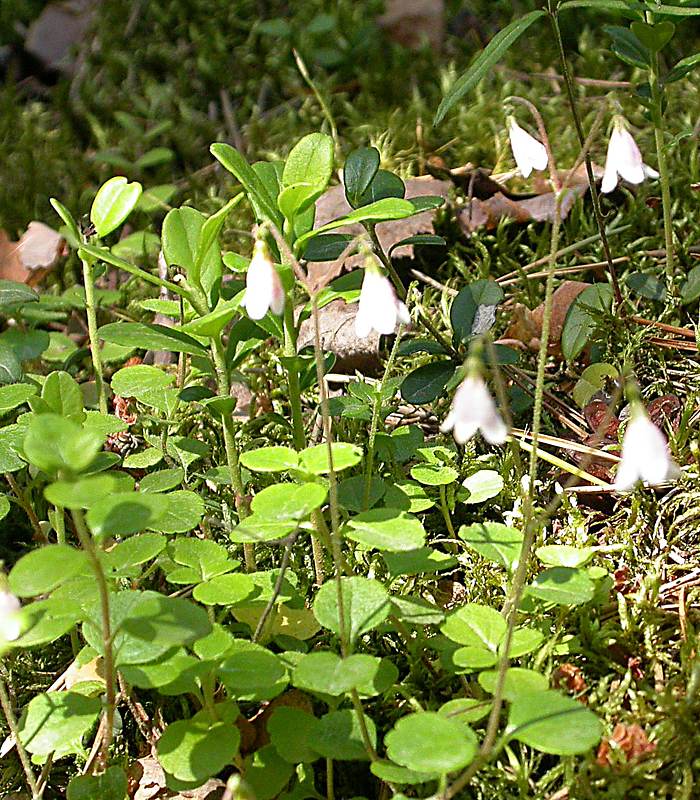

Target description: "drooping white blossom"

left=355, top=268, right=410, bottom=338
left=242, top=239, right=285, bottom=320
left=601, top=118, right=659, bottom=194
left=508, top=117, right=548, bottom=178
left=441, top=374, right=508, bottom=445
left=613, top=410, right=680, bottom=491
left=0, top=589, right=21, bottom=642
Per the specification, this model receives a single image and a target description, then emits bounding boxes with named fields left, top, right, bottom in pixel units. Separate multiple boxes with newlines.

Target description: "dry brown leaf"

left=64, top=656, right=105, bottom=689
left=596, top=723, right=656, bottom=767
left=0, top=222, right=64, bottom=286
left=129, top=756, right=225, bottom=800
left=504, top=281, right=591, bottom=353
left=378, top=0, right=445, bottom=50
left=552, top=663, right=587, bottom=696
left=457, top=185, right=586, bottom=234
left=307, top=176, right=450, bottom=291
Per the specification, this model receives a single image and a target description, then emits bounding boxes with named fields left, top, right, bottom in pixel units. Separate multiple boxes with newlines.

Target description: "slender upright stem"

left=647, top=29, right=675, bottom=284
left=209, top=338, right=254, bottom=571
left=0, top=674, right=41, bottom=799
left=363, top=327, right=403, bottom=510
left=71, top=509, right=115, bottom=772
left=548, top=8, right=624, bottom=308
left=440, top=201, right=563, bottom=800
left=310, top=297, right=348, bottom=655
left=283, top=301, right=306, bottom=451
left=81, top=256, right=108, bottom=414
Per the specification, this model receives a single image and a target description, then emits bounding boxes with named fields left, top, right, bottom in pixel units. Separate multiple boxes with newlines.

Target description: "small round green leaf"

left=157, top=707, right=240, bottom=784
left=410, top=463, right=458, bottom=486
left=193, top=573, right=256, bottom=606
left=461, top=470, right=504, bottom=504
left=507, top=690, right=602, bottom=755
left=18, top=692, right=101, bottom=756
left=527, top=567, right=595, bottom=606
left=9, top=545, right=87, bottom=597
left=267, top=706, right=320, bottom=763
left=385, top=712, right=477, bottom=774
left=308, top=709, right=376, bottom=761
left=293, top=652, right=379, bottom=696
left=298, top=442, right=362, bottom=474
left=251, top=482, right=327, bottom=521
left=346, top=509, right=426, bottom=552
left=240, top=446, right=300, bottom=473
left=313, top=577, right=390, bottom=643
left=86, top=492, right=167, bottom=537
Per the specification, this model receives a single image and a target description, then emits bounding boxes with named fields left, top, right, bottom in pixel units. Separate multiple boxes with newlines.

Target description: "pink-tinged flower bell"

left=0, top=589, right=21, bottom=642
left=601, top=118, right=659, bottom=194
left=508, top=117, right=548, bottom=178
left=613, top=408, right=680, bottom=492
left=355, top=267, right=410, bottom=338
left=242, top=239, right=285, bottom=320
left=441, top=374, right=508, bottom=445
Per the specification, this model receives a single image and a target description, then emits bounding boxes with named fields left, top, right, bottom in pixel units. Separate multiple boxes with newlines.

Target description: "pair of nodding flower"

left=440, top=366, right=679, bottom=492
left=242, top=236, right=410, bottom=338
left=507, top=114, right=658, bottom=192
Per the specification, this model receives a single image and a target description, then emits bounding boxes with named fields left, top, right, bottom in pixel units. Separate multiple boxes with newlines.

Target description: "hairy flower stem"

left=310, top=297, right=348, bottom=654
left=363, top=326, right=403, bottom=510
left=283, top=301, right=306, bottom=451
left=0, top=674, right=41, bottom=798
left=71, top=509, right=115, bottom=772
left=646, top=21, right=675, bottom=285
left=311, top=296, right=376, bottom=762
left=81, top=255, right=108, bottom=415
left=209, top=338, right=254, bottom=571
left=440, top=202, right=563, bottom=800
left=548, top=7, right=624, bottom=308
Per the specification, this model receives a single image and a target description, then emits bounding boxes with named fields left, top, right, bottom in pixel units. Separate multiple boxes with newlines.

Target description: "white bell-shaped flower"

left=355, top=267, right=410, bottom=338
left=242, top=239, right=285, bottom=320
left=613, top=409, right=680, bottom=491
left=508, top=117, right=548, bottom=178
left=601, top=118, right=659, bottom=194
left=0, top=589, right=21, bottom=642
left=441, top=373, right=508, bottom=445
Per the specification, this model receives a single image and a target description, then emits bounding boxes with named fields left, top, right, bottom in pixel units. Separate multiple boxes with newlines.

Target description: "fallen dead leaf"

left=378, top=0, right=445, bottom=50
left=596, top=723, right=656, bottom=767
left=64, top=656, right=105, bottom=689
left=552, top=663, right=587, bottom=696
left=503, top=281, right=591, bottom=352
left=457, top=185, right=586, bottom=234
left=0, top=222, right=64, bottom=286
left=307, top=176, right=450, bottom=291
left=130, top=756, right=225, bottom=799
